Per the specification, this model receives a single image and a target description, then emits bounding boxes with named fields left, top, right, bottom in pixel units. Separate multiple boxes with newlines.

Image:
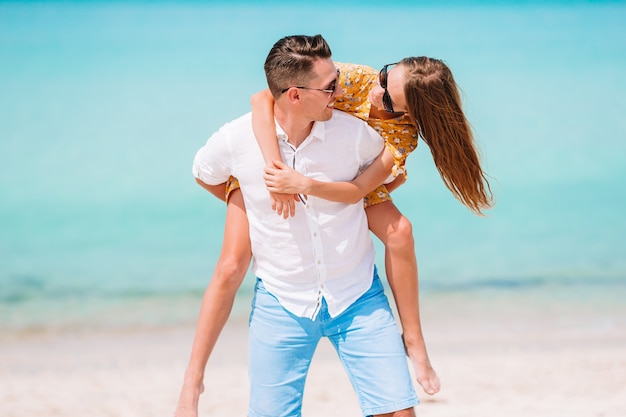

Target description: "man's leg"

left=370, top=408, right=415, bottom=417
left=247, top=279, right=321, bottom=417
left=326, top=272, right=419, bottom=417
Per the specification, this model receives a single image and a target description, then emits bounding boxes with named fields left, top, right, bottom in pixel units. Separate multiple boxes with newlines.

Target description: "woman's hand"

left=384, top=173, right=406, bottom=194
left=269, top=191, right=297, bottom=219
left=264, top=160, right=306, bottom=218
left=264, top=160, right=310, bottom=196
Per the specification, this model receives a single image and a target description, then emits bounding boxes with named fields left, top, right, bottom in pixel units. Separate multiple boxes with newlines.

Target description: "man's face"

left=299, top=58, right=343, bottom=122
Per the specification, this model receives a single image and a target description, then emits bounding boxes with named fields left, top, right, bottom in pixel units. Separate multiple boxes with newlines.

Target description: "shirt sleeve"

left=356, top=121, right=385, bottom=173
left=192, top=125, right=233, bottom=186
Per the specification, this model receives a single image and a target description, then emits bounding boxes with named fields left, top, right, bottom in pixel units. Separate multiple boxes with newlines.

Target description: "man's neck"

left=274, top=105, right=313, bottom=148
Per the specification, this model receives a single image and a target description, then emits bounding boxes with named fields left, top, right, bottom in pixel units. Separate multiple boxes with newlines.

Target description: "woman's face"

left=369, top=63, right=408, bottom=114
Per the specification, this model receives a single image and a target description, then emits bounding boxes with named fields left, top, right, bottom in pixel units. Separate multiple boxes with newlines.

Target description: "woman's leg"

left=365, top=201, right=441, bottom=396
left=175, top=189, right=252, bottom=417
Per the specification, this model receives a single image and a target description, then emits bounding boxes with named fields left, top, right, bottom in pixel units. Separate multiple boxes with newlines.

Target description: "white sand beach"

left=1, top=290, right=625, bottom=417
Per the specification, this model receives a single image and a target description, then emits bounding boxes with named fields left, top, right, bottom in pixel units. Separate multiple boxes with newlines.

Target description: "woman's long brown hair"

left=401, top=57, right=493, bottom=215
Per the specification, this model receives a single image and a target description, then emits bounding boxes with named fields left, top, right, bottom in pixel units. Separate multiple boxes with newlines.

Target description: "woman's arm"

left=251, top=89, right=282, bottom=166
left=251, top=89, right=297, bottom=218
left=263, top=148, right=396, bottom=204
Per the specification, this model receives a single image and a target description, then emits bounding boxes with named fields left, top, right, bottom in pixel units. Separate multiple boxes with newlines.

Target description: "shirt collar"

left=310, top=120, right=326, bottom=142
left=275, top=118, right=327, bottom=145
left=275, top=119, right=288, bottom=142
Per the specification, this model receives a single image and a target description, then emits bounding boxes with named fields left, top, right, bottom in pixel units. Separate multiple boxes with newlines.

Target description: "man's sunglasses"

left=281, top=69, right=341, bottom=97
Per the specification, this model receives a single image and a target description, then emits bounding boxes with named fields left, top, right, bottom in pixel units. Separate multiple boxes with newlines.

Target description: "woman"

left=175, top=57, right=491, bottom=417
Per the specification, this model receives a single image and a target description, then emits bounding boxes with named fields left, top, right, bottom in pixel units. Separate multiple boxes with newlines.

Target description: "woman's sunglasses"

left=379, top=62, right=399, bottom=113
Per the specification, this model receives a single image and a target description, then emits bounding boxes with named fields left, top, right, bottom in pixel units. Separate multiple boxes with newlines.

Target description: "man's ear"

left=285, top=87, right=301, bottom=103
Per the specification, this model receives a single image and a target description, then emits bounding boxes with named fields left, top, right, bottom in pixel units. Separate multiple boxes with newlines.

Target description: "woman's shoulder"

left=334, top=62, right=377, bottom=120
left=335, top=62, right=378, bottom=78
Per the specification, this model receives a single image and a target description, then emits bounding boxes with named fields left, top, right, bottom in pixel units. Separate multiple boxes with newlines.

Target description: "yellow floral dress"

left=334, top=62, right=419, bottom=207
left=225, top=62, right=419, bottom=207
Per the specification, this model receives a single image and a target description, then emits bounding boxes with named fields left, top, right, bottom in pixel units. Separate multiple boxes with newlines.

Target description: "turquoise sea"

left=1, top=1, right=625, bottom=331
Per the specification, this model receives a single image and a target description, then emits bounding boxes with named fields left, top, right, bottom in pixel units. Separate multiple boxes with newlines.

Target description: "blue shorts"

left=247, top=272, right=418, bottom=417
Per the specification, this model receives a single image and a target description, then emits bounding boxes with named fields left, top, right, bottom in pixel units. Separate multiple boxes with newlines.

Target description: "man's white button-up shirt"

left=192, top=110, right=384, bottom=319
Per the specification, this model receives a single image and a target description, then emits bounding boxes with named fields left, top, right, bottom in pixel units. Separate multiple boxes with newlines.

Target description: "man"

left=179, top=34, right=418, bottom=417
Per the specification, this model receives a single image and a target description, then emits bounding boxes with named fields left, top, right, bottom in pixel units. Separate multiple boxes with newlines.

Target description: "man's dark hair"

left=264, top=34, right=332, bottom=98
